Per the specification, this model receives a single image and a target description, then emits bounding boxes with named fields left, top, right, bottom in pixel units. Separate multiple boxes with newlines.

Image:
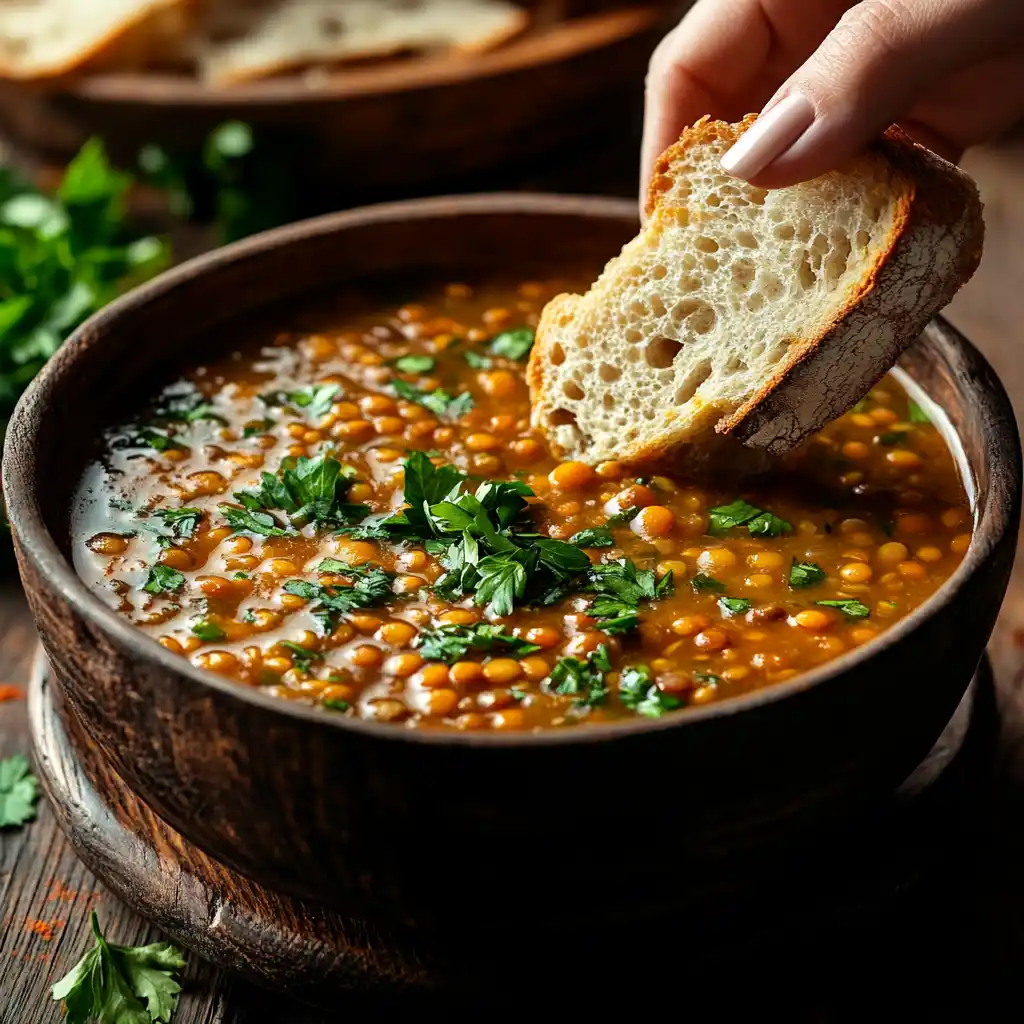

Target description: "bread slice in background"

left=528, top=116, right=984, bottom=462
left=197, top=0, right=529, bottom=85
left=0, top=0, right=195, bottom=80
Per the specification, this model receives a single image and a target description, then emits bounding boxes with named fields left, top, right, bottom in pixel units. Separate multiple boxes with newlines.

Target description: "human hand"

left=641, top=0, right=1024, bottom=200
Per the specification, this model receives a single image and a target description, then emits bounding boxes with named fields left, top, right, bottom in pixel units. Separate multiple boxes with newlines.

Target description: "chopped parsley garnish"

left=134, top=428, right=186, bottom=453
left=153, top=387, right=227, bottom=426
left=233, top=571, right=250, bottom=580
left=708, top=499, right=792, bottom=538
left=618, top=664, right=683, bottom=718
left=142, top=565, right=185, bottom=594
left=392, top=379, right=474, bottom=420
left=219, top=505, right=294, bottom=538
left=583, top=559, right=674, bottom=633
left=243, top=418, right=274, bottom=437
left=259, top=383, right=340, bottom=420
left=282, top=566, right=396, bottom=633
left=718, top=596, right=751, bottom=616
left=549, top=645, right=612, bottom=708
left=241, top=608, right=256, bottom=623
left=417, top=624, right=541, bottom=663
left=192, top=619, right=226, bottom=641
left=280, top=641, right=322, bottom=673
left=851, top=397, right=871, bottom=413
left=789, top=561, right=827, bottom=588
left=908, top=400, right=930, bottom=424
left=464, top=350, right=492, bottom=369
left=139, top=506, right=202, bottom=547
left=0, top=754, right=38, bottom=829
left=51, top=910, right=185, bottom=1024
left=392, top=354, right=435, bottom=374
left=817, top=599, right=870, bottom=618
left=229, top=453, right=367, bottom=531
left=690, top=573, right=726, bottom=593
left=323, top=698, right=351, bottom=712
left=489, top=327, right=535, bottom=361
left=693, top=671, right=722, bottom=686
left=570, top=506, right=641, bottom=548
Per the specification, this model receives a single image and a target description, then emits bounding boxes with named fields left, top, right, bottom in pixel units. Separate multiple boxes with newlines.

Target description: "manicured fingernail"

left=720, top=94, right=815, bottom=180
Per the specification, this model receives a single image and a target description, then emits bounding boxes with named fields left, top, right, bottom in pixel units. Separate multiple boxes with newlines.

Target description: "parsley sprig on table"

left=220, top=453, right=368, bottom=536
left=51, top=911, right=185, bottom=1024
left=0, top=753, right=38, bottom=828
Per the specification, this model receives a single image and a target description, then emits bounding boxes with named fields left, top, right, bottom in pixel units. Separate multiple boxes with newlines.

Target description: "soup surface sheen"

left=73, top=280, right=972, bottom=731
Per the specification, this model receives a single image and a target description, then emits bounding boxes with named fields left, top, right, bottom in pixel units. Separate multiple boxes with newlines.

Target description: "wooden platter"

left=29, top=647, right=998, bottom=1011
left=0, top=6, right=675, bottom=202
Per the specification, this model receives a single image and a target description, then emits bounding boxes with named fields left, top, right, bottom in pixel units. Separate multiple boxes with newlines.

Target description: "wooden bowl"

left=4, top=194, right=1020, bottom=933
left=0, top=7, right=673, bottom=199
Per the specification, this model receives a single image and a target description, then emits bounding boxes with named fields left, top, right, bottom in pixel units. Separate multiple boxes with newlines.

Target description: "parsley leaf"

left=708, top=499, right=791, bottom=538
left=219, top=505, right=294, bottom=538
left=817, top=599, right=870, bottom=618
left=260, top=383, right=340, bottom=420
left=142, top=565, right=185, bottom=594
left=51, top=910, right=185, bottom=1024
left=473, top=554, right=528, bottom=617
left=549, top=645, right=612, bottom=708
left=139, top=507, right=201, bottom=547
left=789, top=561, right=826, bottom=588
left=908, top=400, right=930, bottom=424
left=244, top=418, right=274, bottom=437
left=392, top=379, right=474, bottom=420
left=583, top=559, right=672, bottom=633
left=464, top=350, right=492, bottom=369
left=690, top=573, right=726, bottom=592
left=192, top=619, right=225, bottom=641
left=280, top=641, right=322, bottom=673
left=490, top=327, right=535, bottom=360
left=877, top=431, right=906, bottom=446
left=233, top=453, right=367, bottom=530
left=392, top=354, right=435, bottom=374
left=618, top=665, right=683, bottom=718
left=282, top=567, right=396, bottom=633
left=0, top=754, right=38, bottom=828
left=718, top=596, right=751, bottom=616
left=570, top=506, right=641, bottom=548
left=417, top=623, right=541, bottom=663
left=323, top=698, right=351, bottom=712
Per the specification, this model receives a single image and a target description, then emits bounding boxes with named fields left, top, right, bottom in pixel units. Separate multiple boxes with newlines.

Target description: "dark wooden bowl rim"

left=67, top=7, right=662, bottom=106
left=3, top=192, right=1016, bottom=749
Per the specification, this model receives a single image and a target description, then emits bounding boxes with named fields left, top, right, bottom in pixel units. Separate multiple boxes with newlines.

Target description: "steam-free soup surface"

left=73, top=280, right=972, bottom=731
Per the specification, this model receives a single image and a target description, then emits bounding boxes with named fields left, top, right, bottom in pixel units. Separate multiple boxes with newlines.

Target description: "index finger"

left=640, top=0, right=773, bottom=207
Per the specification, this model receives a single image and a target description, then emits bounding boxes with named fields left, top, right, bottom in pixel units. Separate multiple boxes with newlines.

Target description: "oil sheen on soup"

left=72, top=280, right=973, bottom=731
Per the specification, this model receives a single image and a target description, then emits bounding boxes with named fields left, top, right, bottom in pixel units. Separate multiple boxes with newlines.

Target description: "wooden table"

left=3, top=129, right=1024, bottom=1020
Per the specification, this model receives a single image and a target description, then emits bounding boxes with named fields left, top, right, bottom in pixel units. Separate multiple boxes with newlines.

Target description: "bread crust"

left=529, top=115, right=984, bottom=462
left=720, top=123, right=984, bottom=453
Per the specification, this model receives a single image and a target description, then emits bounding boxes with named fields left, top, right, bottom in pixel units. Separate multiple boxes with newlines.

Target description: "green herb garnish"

left=51, top=910, right=185, bottom=1024
left=549, top=645, right=612, bottom=708
left=139, top=507, right=202, bottom=547
left=0, top=754, right=38, bottom=829
left=618, top=665, right=683, bottom=718
left=192, top=619, right=226, bottom=641
left=282, top=567, right=396, bottom=633
left=816, top=599, right=870, bottom=618
left=142, top=565, right=185, bottom=594
left=417, top=623, right=541, bottom=663
left=323, top=698, right=351, bottom=713
left=570, top=506, right=641, bottom=548
left=690, top=573, right=726, bottom=593
left=708, top=499, right=792, bottom=538
left=718, top=596, right=751, bottom=616
left=464, top=350, right=492, bottom=369
left=583, top=559, right=673, bottom=634
left=908, top=400, right=930, bottom=424
left=789, top=561, right=827, bottom=588
left=489, top=327, right=535, bottom=361
left=392, top=379, right=474, bottom=420
left=392, top=354, right=435, bottom=374
left=280, top=640, right=322, bottom=673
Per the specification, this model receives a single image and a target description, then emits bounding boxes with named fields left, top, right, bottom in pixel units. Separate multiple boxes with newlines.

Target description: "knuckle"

left=646, top=24, right=685, bottom=85
left=838, top=0, right=914, bottom=49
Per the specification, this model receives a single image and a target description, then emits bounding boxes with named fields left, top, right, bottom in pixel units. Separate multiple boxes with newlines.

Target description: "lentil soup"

left=72, top=280, right=972, bottom=731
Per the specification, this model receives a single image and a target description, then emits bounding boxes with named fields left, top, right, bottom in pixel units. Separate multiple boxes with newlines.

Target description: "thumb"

left=720, top=0, right=1013, bottom=187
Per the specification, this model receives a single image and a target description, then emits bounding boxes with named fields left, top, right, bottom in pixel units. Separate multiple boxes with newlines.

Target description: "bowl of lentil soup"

left=4, top=195, right=1019, bottom=930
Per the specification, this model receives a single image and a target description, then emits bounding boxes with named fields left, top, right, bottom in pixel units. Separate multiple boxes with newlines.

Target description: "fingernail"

left=720, top=94, right=816, bottom=180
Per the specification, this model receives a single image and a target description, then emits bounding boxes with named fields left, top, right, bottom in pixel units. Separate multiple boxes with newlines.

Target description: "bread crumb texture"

left=528, top=116, right=982, bottom=463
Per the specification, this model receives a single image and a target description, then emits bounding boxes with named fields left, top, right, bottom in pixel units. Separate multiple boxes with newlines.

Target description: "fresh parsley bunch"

left=0, top=141, right=169, bottom=420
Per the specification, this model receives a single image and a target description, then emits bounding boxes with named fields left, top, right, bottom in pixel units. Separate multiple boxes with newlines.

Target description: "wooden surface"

left=1, top=129, right=1024, bottom=1019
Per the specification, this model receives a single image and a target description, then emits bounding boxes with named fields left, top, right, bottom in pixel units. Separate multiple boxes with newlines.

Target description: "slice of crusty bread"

left=0, top=0, right=194, bottom=79
left=528, top=115, right=984, bottom=462
left=197, top=0, right=528, bottom=85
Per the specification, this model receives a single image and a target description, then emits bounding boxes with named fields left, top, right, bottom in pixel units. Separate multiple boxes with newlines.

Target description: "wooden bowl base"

left=30, top=651, right=997, bottom=1010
